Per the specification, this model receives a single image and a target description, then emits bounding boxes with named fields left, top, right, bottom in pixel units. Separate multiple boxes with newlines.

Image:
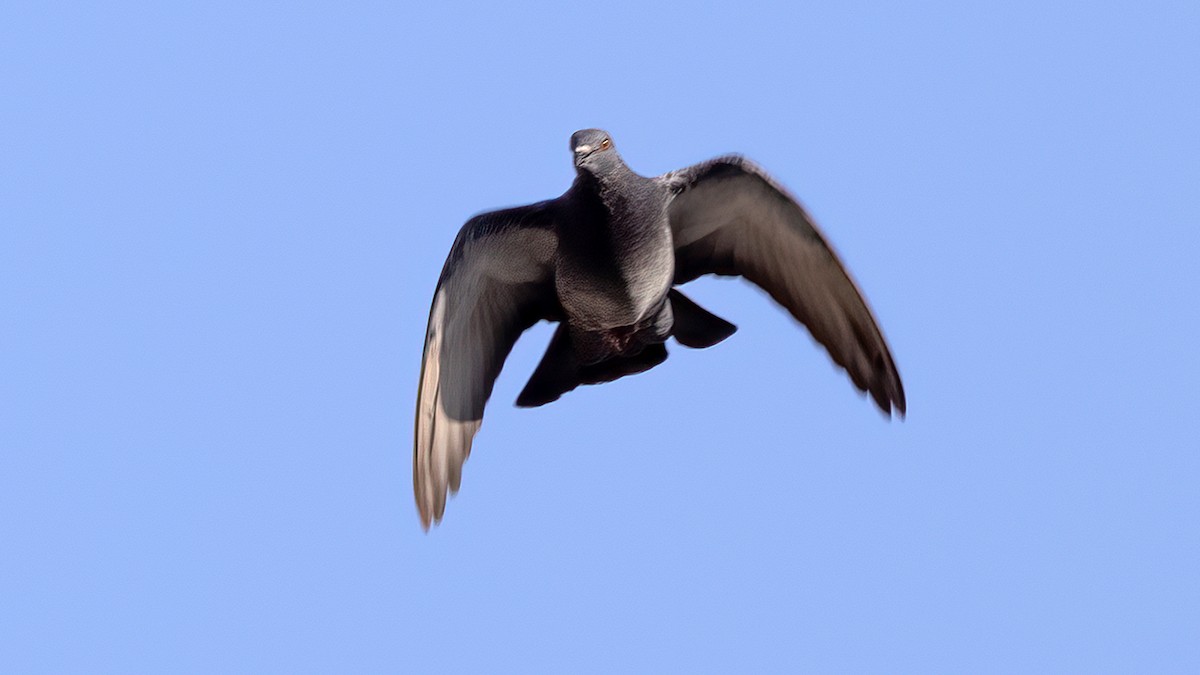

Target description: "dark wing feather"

left=414, top=203, right=558, bottom=529
left=661, top=156, right=905, bottom=415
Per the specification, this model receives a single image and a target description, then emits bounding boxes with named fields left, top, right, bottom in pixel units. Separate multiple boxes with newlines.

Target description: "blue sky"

left=3, top=1, right=1198, bottom=672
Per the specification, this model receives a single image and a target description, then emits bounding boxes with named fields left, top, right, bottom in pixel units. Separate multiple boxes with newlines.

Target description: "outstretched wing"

left=415, top=203, right=558, bottom=529
left=661, top=156, right=905, bottom=415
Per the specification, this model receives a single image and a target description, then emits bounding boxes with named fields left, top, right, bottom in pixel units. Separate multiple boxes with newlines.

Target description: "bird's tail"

left=515, top=325, right=668, bottom=408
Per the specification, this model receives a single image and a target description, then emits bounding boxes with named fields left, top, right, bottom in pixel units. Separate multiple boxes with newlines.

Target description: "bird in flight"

left=414, top=129, right=905, bottom=529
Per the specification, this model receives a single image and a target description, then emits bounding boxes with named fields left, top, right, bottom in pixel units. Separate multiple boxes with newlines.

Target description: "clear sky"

left=3, top=1, right=1198, bottom=672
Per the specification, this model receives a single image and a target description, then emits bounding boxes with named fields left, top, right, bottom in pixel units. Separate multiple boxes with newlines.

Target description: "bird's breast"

left=556, top=218, right=674, bottom=330
left=617, top=224, right=675, bottom=319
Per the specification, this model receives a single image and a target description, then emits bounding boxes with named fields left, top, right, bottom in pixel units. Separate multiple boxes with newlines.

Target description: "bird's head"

left=570, top=128, right=623, bottom=175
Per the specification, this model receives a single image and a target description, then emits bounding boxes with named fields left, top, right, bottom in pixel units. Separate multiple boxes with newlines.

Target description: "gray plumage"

left=414, top=129, right=905, bottom=529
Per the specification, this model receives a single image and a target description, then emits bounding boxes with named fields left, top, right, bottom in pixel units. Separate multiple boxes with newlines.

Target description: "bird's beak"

left=574, top=144, right=594, bottom=157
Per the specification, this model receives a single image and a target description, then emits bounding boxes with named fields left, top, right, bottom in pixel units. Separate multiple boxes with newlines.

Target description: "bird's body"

left=554, top=167, right=675, bottom=361
left=414, top=129, right=906, bottom=529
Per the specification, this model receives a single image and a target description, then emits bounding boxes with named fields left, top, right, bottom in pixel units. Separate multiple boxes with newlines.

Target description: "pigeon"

left=414, top=129, right=905, bottom=529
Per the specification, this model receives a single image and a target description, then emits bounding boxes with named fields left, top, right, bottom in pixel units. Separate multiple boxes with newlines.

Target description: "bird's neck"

left=574, top=163, right=637, bottom=191
left=571, top=170, right=629, bottom=218
left=566, top=169, right=661, bottom=247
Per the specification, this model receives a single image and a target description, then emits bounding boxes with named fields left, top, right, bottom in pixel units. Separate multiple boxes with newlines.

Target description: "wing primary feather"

left=663, top=157, right=905, bottom=416
left=413, top=205, right=558, bottom=528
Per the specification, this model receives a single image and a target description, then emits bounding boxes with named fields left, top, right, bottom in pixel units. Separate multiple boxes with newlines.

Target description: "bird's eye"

left=600, top=138, right=611, bottom=150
